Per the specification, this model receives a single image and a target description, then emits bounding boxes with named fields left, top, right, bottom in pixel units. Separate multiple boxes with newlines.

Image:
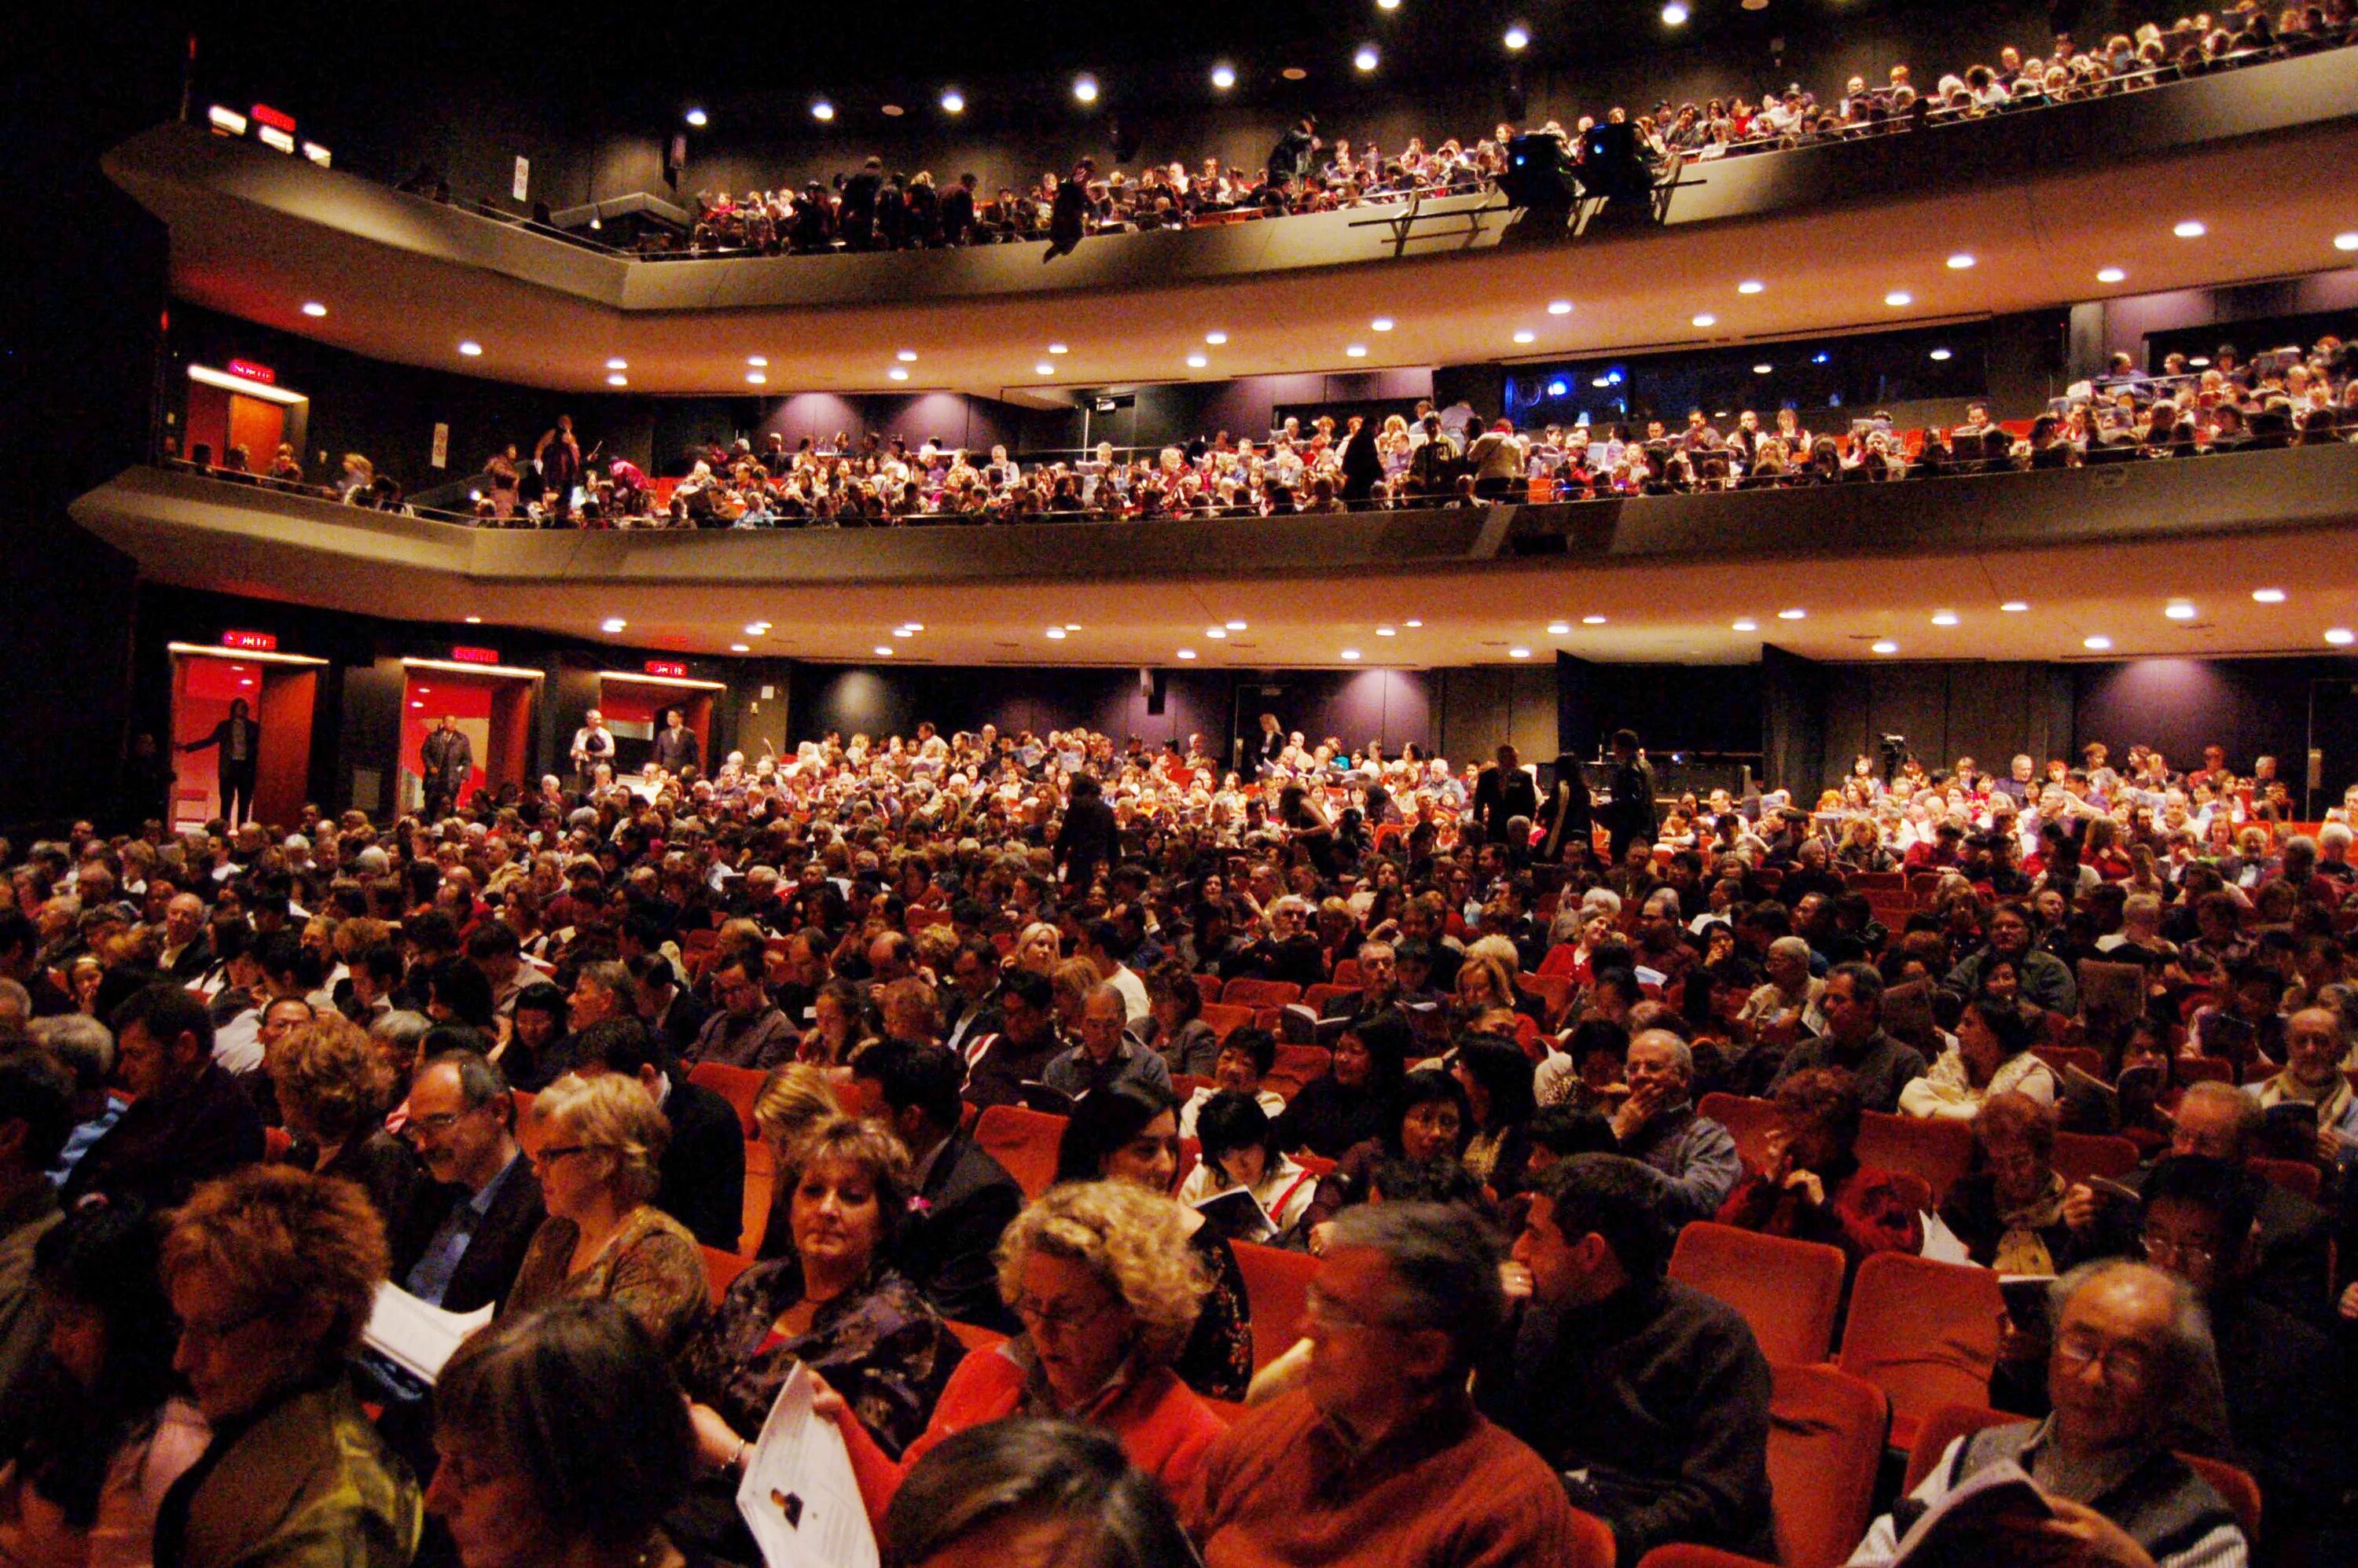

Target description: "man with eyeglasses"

left=1188, top=1203, right=1586, bottom=1565
left=682, top=953, right=797, bottom=1071
left=391, top=1049, right=542, bottom=1313
left=1849, top=1260, right=2249, bottom=1568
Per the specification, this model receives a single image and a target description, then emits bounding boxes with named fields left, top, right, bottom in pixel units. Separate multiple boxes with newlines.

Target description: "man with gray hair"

left=26, top=1014, right=119, bottom=1184
left=1610, top=1030, right=1742, bottom=1224
left=1736, top=935, right=1820, bottom=1042
left=1189, top=1203, right=1588, bottom=1564
left=1771, top=961, right=1926, bottom=1114
left=1041, top=982, right=1172, bottom=1103
left=1847, top=1261, right=2247, bottom=1567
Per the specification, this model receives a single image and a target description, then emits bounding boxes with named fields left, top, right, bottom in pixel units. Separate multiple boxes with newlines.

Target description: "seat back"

left=945, top=1319, right=1011, bottom=1356
left=1517, top=971, right=1574, bottom=1026
left=1698, top=1092, right=1784, bottom=1178
left=1838, top=1254, right=2001, bottom=1452
left=1330, top=958, right=1364, bottom=988
left=1669, top=1221, right=1847, bottom=1366
left=1192, top=973, right=1225, bottom=1003
left=2182, top=1454, right=2263, bottom=1545
left=1231, top=1240, right=1320, bottom=1371
left=2176, top=1055, right=2235, bottom=1085
left=1632, top=1548, right=1774, bottom=1568
left=2249, top=1155, right=2321, bottom=1202
left=2052, top=1130, right=2141, bottom=1186
left=2033, top=1044, right=2106, bottom=1082
left=1856, top=1111, right=1975, bottom=1203
left=972, top=1104, right=1069, bottom=1200
left=687, top=1061, right=767, bottom=1140
left=1198, top=1002, right=1254, bottom=1041
left=700, top=1243, right=752, bottom=1305
left=1222, top=979, right=1303, bottom=1008
left=1302, top=983, right=1359, bottom=1014
left=1768, top=1364, right=1890, bottom=1568
left=740, top=1170, right=773, bottom=1261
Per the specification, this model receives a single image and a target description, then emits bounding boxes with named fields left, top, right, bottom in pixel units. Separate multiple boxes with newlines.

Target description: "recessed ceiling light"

left=874, top=645, right=893, bottom=656
left=2001, top=600, right=2029, bottom=612
left=301, top=301, right=328, bottom=317
left=605, top=358, right=627, bottom=370
left=1045, top=627, right=1067, bottom=640
left=1205, top=628, right=1228, bottom=641
left=1871, top=641, right=1900, bottom=655
left=2164, top=602, right=2197, bottom=620
left=2334, top=232, right=2357, bottom=252
left=1928, top=348, right=1953, bottom=362
left=1202, top=332, right=1225, bottom=346
left=1211, top=64, right=1236, bottom=90
left=1049, top=343, right=1071, bottom=354
left=2083, top=636, right=2113, bottom=651
left=1777, top=608, right=1806, bottom=620
left=1884, top=291, right=1913, bottom=307
left=601, top=618, right=627, bottom=632
left=1509, top=646, right=1533, bottom=659
left=457, top=340, right=483, bottom=356
left=887, top=366, right=909, bottom=380
left=1064, top=622, right=1081, bottom=630
left=1691, top=313, right=1716, bottom=328
left=1582, top=614, right=1607, bottom=625
left=1353, top=44, right=1379, bottom=71
left=1661, top=2, right=1688, bottom=23
left=1225, top=619, right=1247, bottom=630
left=1376, top=626, right=1396, bottom=637
left=1035, top=362, right=1055, bottom=376
left=1732, top=619, right=1758, bottom=631
left=903, top=622, right=924, bottom=632
left=880, top=103, right=905, bottom=117
left=1547, top=299, right=1573, bottom=315
left=730, top=643, right=750, bottom=652
left=1512, top=330, right=1536, bottom=345
left=1177, top=648, right=1197, bottom=659
left=744, top=623, right=767, bottom=635
left=746, top=371, right=766, bottom=384
left=607, top=373, right=627, bottom=386
left=1503, top=24, right=1530, bottom=50
left=1735, top=281, right=1765, bottom=296
left=1340, top=648, right=1361, bottom=660
left=2096, top=266, right=2127, bottom=284
left=1403, top=619, right=1422, bottom=627
left=464, top=615, right=482, bottom=624
left=1548, top=620, right=1572, bottom=634
left=1187, top=354, right=1208, bottom=369
left=896, top=349, right=917, bottom=362
left=1281, top=64, right=1310, bottom=79
left=1931, top=611, right=1959, bottom=626
left=685, top=108, right=708, bottom=127
left=940, top=89, right=965, bottom=113
left=810, top=99, right=835, bottom=122
left=1372, top=317, right=1395, bottom=331
left=1346, top=343, right=1368, bottom=357
left=1945, top=253, right=1976, bottom=270
left=2327, top=629, right=2356, bottom=646
left=1753, top=362, right=1773, bottom=375
left=2253, top=587, right=2287, bottom=603
left=2173, top=219, right=2206, bottom=238
left=894, top=627, right=914, bottom=638
left=1072, top=74, right=1099, bottom=102
left=747, top=355, right=768, bottom=367
left=1592, top=376, right=1612, bottom=388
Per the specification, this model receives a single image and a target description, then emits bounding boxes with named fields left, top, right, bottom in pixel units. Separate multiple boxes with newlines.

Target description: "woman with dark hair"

left=1898, top=995, right=2057, bottom=1120
left=498, top=983, right=567, bottom=1092
left=1716, top=1066, right=1923, bottom=1278
left=1298, top=1067, right=1475, bottom=1254
left=0, top=1208, right=208, bottom=1568
left=881, top=1418, right=1197, bottom=1568
left=1451, top=1034, right=1538, bottom=1195
left=428, top=1302, right=696, bottom=1568
left=1175, top=1093, right=1319, bottom=1246
left=1054, top=1087, right=1252, bottom=1403
left=1271, top=1013, right=1409, bottom=1159
left=424, top=959, right=497, bottom=1034
left=800, top=979, right=864, bottom=1068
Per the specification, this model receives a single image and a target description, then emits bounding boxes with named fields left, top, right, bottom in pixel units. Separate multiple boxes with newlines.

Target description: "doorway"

left=399, top=662, right=542, bottom=813
left=183, top=365, right=310, bottom=472
left=595, top=674, right=722, bottom=776
left=167, top=646, right=327, bottom=831
left=2305, top=677, right=2358, bottom=820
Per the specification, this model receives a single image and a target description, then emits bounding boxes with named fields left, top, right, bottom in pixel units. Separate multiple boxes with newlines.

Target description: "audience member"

left=64, top=986, right=263, bottom=1217
left=563, top=1017, right=744, bottom=1250
left=1717, top=1067, right=1923, bottom=1273
left=0, top=1049, right=71, bottom=1410
left=1768, top=963, right=1927, bottom=1113
left=881, top=1418, right=1198, bottom=1568
left=853, top=1043, right=1023, bottom=1330
left=264, top=1014, right=422, bottom=1228
left=392, top=1050, right=544, bottom=1313
left=1606, top=1030, right=1742, bottom=1225
left=1898, top=995, right=2058, bottom=1120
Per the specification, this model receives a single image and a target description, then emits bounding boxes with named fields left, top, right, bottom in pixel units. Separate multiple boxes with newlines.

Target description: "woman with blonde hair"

left=821, top=1179, right=1225, bottom=1525
left=505, top=1074, right=706, bottom=1354
left=751, top=1063, right=842, bottom=1256
left=1012, top=921, right=1063, bottom=977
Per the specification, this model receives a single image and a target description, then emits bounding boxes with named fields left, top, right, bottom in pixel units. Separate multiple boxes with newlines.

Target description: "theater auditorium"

left=6, top=1, right=2357, bottom=1565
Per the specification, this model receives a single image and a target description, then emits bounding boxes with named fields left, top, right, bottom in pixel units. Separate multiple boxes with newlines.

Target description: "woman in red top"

left=1715, top=1066, right=1924, bottom=1282
left=817, top=1179, right=1228, bottom=1526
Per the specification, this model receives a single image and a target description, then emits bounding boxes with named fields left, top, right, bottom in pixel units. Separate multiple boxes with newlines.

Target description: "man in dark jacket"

left=395, top=1050, right=545, bottom=1313
left=958, top=971, right=1064, bottom=1111
left=571, top=1017, right=746, bottom=1251
left=176, top=699, right=262, bottom=825
left=856, top=1043, right=1023, bottom=1331
left=1337, top=415, right=1384, bottom=502
left=66, top=986, right=263, bottom=1216
left=1604, top=727, right=1660, bottom=864
left=1482, top=1153, right=1776, bottom=1566
left=1052, top=773, right=1120, bottom=893
left=1472, top=744, right=1541, bottom=857
left=1267, top=116, right=1319, bottom=187
left=651, top=708, right=700, bottom=774
left=420, top=714, right=473, bottom=820
left=1538, top=753, right=1596, bottom=864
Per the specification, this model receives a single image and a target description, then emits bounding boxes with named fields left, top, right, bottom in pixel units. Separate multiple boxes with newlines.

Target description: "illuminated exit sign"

left=221, top=629, right=278, bottom=651
left=226, top=358, right=276, bottom=385
left=450, top=645, right=501, bottom=665
left=644, top=659, right=688, bottom=678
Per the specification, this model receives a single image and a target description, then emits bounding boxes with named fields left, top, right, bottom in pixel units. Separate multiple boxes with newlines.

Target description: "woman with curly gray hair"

left=821, top=1179, right=1229, bottom=1527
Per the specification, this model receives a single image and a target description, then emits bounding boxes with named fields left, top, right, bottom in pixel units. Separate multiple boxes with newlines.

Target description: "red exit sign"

left=226, top=358, right=276, bottom=385
left=250, top=103, right=296, bottom=134
left=450, top=644, right=501, bottom=665
left=221, top=629, right=277, bottom=652
left=644, top=659, right=689, bottom=678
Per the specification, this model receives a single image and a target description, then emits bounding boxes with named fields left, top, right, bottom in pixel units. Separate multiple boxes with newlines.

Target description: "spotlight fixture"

left=301, top=301, right=328, bottom=317
left=1072, top=74, right=1099, bottom=103
left=810, top=99, right=835, bottom=121
left=1211, top=64, right=1236, bottom=89
left=684, top=108, right=707, bottom=127
left=1547, top=299, right=1572, bottom=314
left=2083, top=636, right=2113, bottom=651
left=457, top=340, right=483, bottom=356
left=1662, top=2, right=1688, bottom=24
left=2252, top=587, right=2287, bottom=603
left=1884, top=291, right=1913, bottom=307
left=2096, top=266, right=2127, bottom=283
left=1353, top=44, right=1379, bottom=71
left=1732, top=619, right=1758, bottom=631
left=940, top=89, right=964, bottom=113
left=2173, top=218, right=2206, bottom=238
left=1504, top=24, right=1530, bottom=50
left=1691, top=313, right=1716, bottom=328
left=1945, top=253, right=1976, bottom=269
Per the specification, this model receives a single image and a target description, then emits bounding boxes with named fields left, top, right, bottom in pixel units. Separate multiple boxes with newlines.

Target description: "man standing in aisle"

left=421, top=714, right=472, bottom=820
left=178, top=698, right=261, bottom=825
left=569, top=708, right=615, bottom=788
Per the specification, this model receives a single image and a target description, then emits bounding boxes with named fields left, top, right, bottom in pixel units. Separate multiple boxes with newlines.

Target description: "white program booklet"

left=361, top=1282, right=494, bottom=1385
left=736, top=1363, right=879, bottom=1568
left=1917, top=1210, right=1974, bottom=1265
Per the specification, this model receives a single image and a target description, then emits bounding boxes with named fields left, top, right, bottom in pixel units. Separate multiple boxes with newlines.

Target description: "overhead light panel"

left=1072, top=75, right=1099, bottom=103
left=940, top=89, right=965, bottom=113
left=1353, top=44, right=1379, bottom=71
left=810, top=99, right=835, bottom=121
left=301, top=302, right=328, bottom=317
left=1211, top=64, right=1236, bottom=89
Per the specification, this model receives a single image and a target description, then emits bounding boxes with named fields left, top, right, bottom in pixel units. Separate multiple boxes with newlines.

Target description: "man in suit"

left=958, top=971, right=1063, bottom=1111
left=652, top=707, right=700, bottom=775
left=1320, top=938, right=1405, bottom=1030
left=157, top=892, right=215, bottom=982
left=570, top=1017, right=745, bottom=1252
left=1471, top=744, right=1540, bottom=857
left=395, top=1049, right=545, bottom=1313
left=1605, top=727, right=1661, bottom=865
left=1052, top=772, right=1119, bottom=894
left=857, top=1041, right=1023, bottom=1331
left=176, top=698, right=261, bottom=825
left=420, top=714, right=473, bottom=820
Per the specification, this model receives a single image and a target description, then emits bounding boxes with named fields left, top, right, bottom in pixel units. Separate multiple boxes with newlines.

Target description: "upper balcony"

left=107, top=46, right=2358, bottom=399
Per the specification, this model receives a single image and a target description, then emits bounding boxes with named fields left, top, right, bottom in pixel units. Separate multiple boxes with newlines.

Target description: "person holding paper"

left=428, top=1302, right=697, bottom=1568
left=1845, top=1261, right=2246, bottom=1568
left=1177, top=1093, right=1319, bottom=1246
left=674, top=1118, right=964, bottom=1559
left=820, top=1181, right=1228, bottom=1527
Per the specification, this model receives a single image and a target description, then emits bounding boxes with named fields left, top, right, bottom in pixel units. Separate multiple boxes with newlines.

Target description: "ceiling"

left=127, top=116, right=2358, bottom=399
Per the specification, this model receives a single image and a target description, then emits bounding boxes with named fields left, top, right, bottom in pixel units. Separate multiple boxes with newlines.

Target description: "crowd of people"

left=660, top=8, right=2353, bottom=260
left=1, top=710, right=2355, bottom=1567
left=166, top=331, right=2358, bottom=531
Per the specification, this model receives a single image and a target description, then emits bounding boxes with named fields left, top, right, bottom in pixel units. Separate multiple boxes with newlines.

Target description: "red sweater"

left=838, top=1344, right=1227, bottom=1527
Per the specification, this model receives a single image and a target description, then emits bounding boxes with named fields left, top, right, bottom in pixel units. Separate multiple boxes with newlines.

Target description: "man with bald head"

left=158, top=891, right=212, bottom=981
left=1040, top=982, right=1171, bottom=1103
left=1609, top=1030, right=1742, bottom=1225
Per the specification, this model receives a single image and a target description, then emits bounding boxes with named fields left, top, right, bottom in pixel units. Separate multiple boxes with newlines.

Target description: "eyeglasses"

left=406, top=1105, right=487, bottom=1138
left=530, top=1144, right=597, bottom=1170
left=2138, top=1230, right=2217, bottom=1269
left=1008, top=1293, right=1118, bottom=1338
left=2053, top=1331, right=2156, bottom=1389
